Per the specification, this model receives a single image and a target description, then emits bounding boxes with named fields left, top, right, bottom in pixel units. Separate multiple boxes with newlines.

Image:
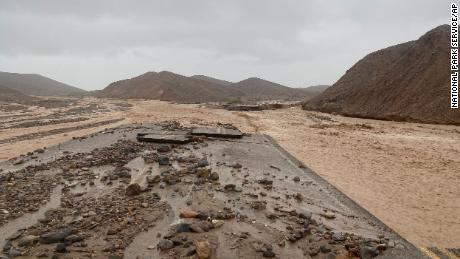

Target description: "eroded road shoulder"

left=0, top=123, right=427, bottom=259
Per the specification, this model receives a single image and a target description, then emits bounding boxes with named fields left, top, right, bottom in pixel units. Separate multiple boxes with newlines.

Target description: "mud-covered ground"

left=0, top=98, right=128, bottom=160
left=0, top=97, right=459, bottom=251
left=1, top=123, right=427, bottom=259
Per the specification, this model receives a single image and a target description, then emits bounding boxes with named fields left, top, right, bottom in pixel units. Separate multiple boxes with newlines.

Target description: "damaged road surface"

left=0, top=123, right=428, bottom=258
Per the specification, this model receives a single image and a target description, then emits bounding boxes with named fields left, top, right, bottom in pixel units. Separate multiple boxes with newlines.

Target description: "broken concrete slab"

left=191, top=127, right=243, bottom=139
left=223, top=104, right=263, bottom=111
left=220, top=103, right=298, bottom=111
left=136, top=133, right=190, bottom=144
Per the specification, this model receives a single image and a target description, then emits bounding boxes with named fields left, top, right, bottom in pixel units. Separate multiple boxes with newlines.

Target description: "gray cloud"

left=0, top=0, right=451, bottom=90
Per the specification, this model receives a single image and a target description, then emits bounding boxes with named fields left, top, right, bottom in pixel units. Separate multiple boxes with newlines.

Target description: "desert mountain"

left=191, top=75, right=233, bottom=86
left=98, top=72, right=324, bottom=103
left=96, top=71, right=243, bottom=103
left=0, top=71, right=85, bottom=96
left=303, top=25, right=460, bottom=125
left=230, top=77, right=315, bottom=101
left=0, top=84, right=36, bottom=103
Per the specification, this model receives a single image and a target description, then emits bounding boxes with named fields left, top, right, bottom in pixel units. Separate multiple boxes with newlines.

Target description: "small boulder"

left=263, top=250, right=276, bottom=258
left=320, top=245, right=332, bottom=253
left=224, top=184, right=236, bottom=191
left=35, top=148, right=45, bottom=154
left=125, top=183, right=142, bottom=196
left=189, top=221, right=213, bottom=233
left=157, top=144, right=171, bottom=153
left=231, top=163, right=242, bottom=169
left=332, top=232, right=346, bottom=242
left=158, top=156, right=170, bottom=165
left=7, top=247, right=22, bottom=258
left=197, top=158, right=209, bottom=167
left=322, top=211, right=336, bottom=219
left=196, top=168, right=211, bottom=178
left=258, top=178, right=273, bottom=185
left=360, top=245, right=379, bottom=259
left=195, top=241, right=211, bottom=259
left=40, top=228, right=75, bottom=244
left=209, top=172, right=219, bottom=181
left=251, top=201, right=267, bottom=210
left=180, top=209, right=199, bottom=218
left=55, top=242, right=67, bottom=253
left=147, top=175, right=161, bottom=184
left=17, top=235, right=39, bottom=247
left=157, top=239, right=174, bottom=251
left=211, top=219, right=224, bottom=228
left=294, top=192, right=304, bottom=201
left=64, top=234, right=84, bottom=244
left=175, top=223, right=192, bottom=233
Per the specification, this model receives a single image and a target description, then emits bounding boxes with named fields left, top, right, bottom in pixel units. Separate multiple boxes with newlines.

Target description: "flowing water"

left=0, top=186, right=62, bottom=249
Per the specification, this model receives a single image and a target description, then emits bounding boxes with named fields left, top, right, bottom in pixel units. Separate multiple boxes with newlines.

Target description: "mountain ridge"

left=96, top=71, right=325, bottom=103
left=303, top=24, right=459, bottom=125
left=0, top=71, right=86, bottom=96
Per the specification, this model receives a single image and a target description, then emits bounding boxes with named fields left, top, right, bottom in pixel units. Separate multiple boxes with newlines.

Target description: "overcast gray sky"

left=0, top=0, right=450, bottom=90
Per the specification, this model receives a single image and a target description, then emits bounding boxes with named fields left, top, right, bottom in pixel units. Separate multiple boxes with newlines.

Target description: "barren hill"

left=191, top=75, right=233, bottom=86
left=0, top=71, right=85, bottom=96
left=301, top=85, right=330, bottom=95
left=97, top=72, right=324, bottom=103
left=231, top=77, right=314, bottom=101
left=303, top=25, right=459, bottom=125
left=0, top=84, right=36, bottom=103
left=96, top=71, right=244, bottom=103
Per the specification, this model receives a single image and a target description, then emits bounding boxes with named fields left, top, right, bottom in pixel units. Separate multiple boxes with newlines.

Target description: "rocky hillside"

left=0, top=71, right=85, bottom=96
left=300, top=85, right=330, bottom=95
left=0, top=84, right=36, bottom=103
left=303, top=25, right=459, bottom=125
left=98, top=72, right=325, bottom=103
